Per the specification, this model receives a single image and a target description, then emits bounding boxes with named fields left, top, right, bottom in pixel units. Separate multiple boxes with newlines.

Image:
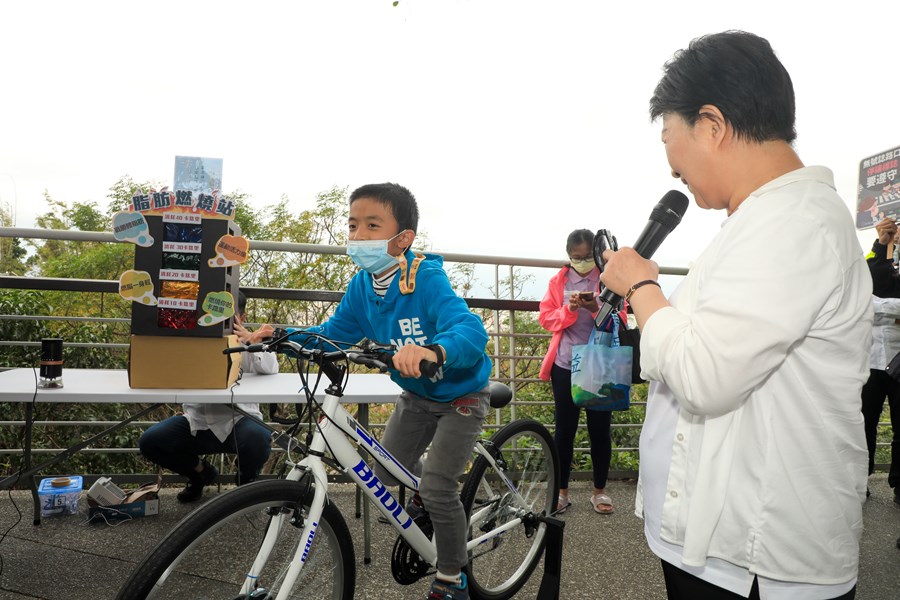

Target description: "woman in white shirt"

left=600, top=32, right=871, bottom=600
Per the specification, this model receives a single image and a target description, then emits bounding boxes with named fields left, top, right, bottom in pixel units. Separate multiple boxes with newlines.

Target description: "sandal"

left=555, top=495, right=572, bottom=514
left=591, top=493, right=614, bottom=515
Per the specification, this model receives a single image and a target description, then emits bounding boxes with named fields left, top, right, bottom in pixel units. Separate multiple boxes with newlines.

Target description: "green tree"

left=0, top=289, right=52, bottom=368
left=27, top=188, right=135, bottom=365
left=0, top=202, right=27, bottom=275
left=237, top=186, right=370, bottom=328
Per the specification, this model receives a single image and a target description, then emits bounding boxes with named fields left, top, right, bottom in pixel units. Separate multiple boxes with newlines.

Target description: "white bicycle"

left=115, top=331, right=560, bottom=600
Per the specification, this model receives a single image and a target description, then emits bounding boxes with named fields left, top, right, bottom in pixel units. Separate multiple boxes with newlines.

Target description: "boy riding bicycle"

left=296, top=182, right=492, bottom=600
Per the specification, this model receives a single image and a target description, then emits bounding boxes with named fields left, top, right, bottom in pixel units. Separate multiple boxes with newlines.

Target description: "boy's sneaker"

left=427, top=573, right=468, bottom=600
left=177, top=460, right=218, bottom=503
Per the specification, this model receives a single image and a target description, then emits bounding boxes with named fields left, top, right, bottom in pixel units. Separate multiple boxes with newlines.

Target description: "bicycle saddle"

left=488, top=381, right=512, bottom=409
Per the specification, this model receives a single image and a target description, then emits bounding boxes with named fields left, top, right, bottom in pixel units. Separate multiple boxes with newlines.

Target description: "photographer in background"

left=863, top=217, right=900, bottom=505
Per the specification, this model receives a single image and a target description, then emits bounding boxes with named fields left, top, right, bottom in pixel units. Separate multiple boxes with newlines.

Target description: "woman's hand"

left=568, top=291, right=599, bottom=313
left=599, top=248, right=659, bottom=296
left=600, top=247, right=668, bottom=330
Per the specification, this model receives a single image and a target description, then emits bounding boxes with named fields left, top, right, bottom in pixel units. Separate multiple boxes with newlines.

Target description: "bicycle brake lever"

left=358, top=338, right=397, bottom=352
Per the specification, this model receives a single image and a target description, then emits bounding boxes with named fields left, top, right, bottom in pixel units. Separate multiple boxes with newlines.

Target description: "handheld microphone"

left=594, top=190, right=690, bottom=327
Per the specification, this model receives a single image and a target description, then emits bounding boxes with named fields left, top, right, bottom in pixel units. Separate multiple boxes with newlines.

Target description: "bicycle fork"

left=241, top=392, right=438, bottom=597
left=466, top=440, right=532, bottom=548
left=239, top=461, right=327, bottom=599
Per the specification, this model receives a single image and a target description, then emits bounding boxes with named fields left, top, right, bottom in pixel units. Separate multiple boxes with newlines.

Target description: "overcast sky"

left=1, top=0, right=898, bottom=277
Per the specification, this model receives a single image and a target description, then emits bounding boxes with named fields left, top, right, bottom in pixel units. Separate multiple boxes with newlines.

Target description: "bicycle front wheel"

left=115, top=479, right=355, bottom=600
left=460, top=418, right=559, bottom=600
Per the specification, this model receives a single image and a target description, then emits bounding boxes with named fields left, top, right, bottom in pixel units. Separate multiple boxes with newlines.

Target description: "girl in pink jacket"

left=539, top=229, right=625, bottom=516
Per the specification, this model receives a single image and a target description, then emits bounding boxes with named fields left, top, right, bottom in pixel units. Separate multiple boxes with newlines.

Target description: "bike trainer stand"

left=535, top=515, right=565, bottom=600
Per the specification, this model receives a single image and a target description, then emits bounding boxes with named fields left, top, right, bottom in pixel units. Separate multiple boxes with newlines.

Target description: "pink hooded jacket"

left=538, top=265, right=626, bottom=381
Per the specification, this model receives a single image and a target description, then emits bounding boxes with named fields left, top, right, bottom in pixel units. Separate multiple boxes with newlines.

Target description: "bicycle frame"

left=239, top=384, right=529, bottom=599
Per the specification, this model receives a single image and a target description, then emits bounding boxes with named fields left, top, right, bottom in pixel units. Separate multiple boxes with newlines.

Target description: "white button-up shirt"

left=183, top=350, right=278, bottom=442
left=637, top=167, right=872, bottom=599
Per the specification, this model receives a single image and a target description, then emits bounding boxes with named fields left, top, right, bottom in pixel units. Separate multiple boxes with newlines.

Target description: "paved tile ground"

left=0, top=475, right=897, bottom=599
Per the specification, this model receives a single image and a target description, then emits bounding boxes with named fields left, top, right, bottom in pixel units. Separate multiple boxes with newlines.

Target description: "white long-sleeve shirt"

left=870, top=295, right=900, bottom=370
left=183, top=349, right=278, bottom=442
left=636, top=167, right=872, bottom=599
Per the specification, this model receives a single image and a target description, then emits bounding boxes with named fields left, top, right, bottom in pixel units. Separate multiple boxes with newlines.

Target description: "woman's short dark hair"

left=349, top=183, right=420, bottom=233
left=649, top=30, right=796, bottom=144
left=566, top=229, right=594, bottom=255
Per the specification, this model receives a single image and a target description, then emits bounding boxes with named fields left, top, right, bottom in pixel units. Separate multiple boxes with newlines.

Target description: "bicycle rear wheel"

left=460, top=418, right=559, bottom=600
left=115, top=479, right=355, bottom=600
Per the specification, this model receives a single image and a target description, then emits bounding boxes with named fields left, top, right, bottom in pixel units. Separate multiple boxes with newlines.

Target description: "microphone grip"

left=591, top=189, right=686, bottom=330
left=593, top=221, right=666, bottom=329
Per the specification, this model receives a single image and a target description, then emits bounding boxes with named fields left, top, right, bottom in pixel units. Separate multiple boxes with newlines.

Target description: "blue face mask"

left=347, top=231, right=406, bottom=274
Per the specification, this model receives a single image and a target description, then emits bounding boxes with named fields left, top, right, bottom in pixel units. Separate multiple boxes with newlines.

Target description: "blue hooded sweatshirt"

left=303, top=250, right=492, bottom=402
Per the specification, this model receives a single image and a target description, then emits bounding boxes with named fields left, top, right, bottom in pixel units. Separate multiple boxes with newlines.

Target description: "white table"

left=0, top=367, right=401, bottom=553
left=0, top=368, right=401, bottom=404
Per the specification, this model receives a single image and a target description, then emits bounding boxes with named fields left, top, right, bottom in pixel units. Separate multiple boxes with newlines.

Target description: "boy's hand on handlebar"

left=392, top=344, right=438, bottom=378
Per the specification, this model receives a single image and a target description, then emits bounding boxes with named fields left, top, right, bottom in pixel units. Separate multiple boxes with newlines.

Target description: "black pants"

left=661, top=560, right=856, bottom=600
left=860, top=369, right=900, bottom=487
left=139, top=415, right=272, bottom=483
left=549, top=363, right=612, bottom=490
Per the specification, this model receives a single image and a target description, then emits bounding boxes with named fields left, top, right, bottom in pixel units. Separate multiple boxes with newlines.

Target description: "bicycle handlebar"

left=222, top=332, right=438, bottom=378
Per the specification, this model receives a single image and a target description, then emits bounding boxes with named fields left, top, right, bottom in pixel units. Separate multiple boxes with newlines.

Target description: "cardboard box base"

left=129, top=335, right=242, bottom=389
left=88, top=499, right=159, bottom=522
left=87, top=477, right=161, bottom=523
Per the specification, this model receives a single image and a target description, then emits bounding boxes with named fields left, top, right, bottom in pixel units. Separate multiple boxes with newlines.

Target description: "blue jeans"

left=550, top=362, right=612, bottom=490
left=139, top=415, right=272, bottom=483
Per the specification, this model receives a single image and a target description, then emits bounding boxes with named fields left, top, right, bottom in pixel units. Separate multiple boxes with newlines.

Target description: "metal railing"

left=1, top=226, right=892, bottom=481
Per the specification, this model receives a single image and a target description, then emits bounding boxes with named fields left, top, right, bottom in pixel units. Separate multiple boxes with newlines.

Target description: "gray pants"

left=374, top=387, right=489, bottom=573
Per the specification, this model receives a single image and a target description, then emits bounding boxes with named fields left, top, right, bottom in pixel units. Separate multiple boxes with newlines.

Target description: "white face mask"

left=569, top=259, right=596, bottom=275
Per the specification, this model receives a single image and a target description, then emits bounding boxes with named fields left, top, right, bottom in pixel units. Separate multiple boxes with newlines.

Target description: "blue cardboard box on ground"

left=37, top=476, right=83, bottom=517
left=87, top=477, right=161, bottom=523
